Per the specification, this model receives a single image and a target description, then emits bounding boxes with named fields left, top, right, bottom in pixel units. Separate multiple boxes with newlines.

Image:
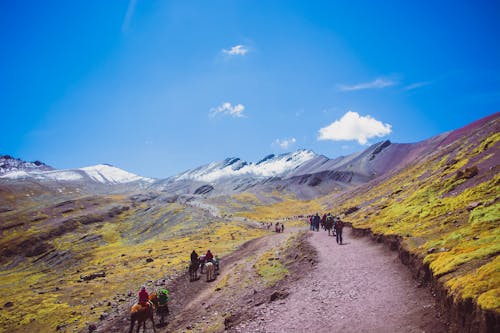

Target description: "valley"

left=0, top=113, right=498, bottom=332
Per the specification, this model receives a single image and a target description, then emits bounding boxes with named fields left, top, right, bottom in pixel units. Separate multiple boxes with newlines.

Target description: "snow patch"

left=80, top=164, right=153, bottom=184
left=175, top=150, right=316, bottom=182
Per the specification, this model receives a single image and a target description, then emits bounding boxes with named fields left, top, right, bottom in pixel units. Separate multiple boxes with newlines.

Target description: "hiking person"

left=309, top=216, right=314, bottom=230
left=326, top=213, right=334, bottom=236
left=321, top=214, right=327, bottom=230
left=313, top=213, right=320, bottom=232
left=138, top=286, right=150, bottom=308
left=335, top=217, right=344, bottom=244
left=281, top=223, right=285, bottom=233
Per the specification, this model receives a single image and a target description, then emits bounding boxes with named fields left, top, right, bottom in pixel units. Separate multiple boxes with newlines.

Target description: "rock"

left=146, top=258, right=154, bottom=263
left=427, top=247, right=436, bottom=254
left=269, top=291, right=289, bottom=302
left=467, top=202, right=482, bottom=211
left=4, top=302, right=14, bottom=308
left=99, top=312, right=109, bottom=320
left=80, top=272, right=106, bottom=281
left=88, top=323, right=97, bottom=332
left=456, top=166, right=479, bottom=180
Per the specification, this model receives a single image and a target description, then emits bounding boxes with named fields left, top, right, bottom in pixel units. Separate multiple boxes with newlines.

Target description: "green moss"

left=446, top=256, right=500, bottom=312
left=254, top=249, right=288, bottom=286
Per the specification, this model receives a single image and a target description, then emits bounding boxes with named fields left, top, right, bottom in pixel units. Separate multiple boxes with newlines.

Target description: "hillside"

left=0, top=112, right=498, bottom=332
left=239, top=112, right=500, bottom=331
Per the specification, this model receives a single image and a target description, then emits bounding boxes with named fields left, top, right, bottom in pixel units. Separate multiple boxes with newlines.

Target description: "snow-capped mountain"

left=155, top=136, right=456, bottom=199
left=173, top=150, right=317, bottom=182
left=0, top=155, right=53, bottom=175
left=0, top=163, right=153, bottom=185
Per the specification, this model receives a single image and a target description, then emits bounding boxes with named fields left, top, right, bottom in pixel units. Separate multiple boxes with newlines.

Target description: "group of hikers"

left=309, top=212, right=344, bottom=244
left=260, top=221, right=285, bottom=232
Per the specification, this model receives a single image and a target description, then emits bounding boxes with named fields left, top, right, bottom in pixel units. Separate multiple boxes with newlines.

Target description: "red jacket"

left=139, top=289, right=149, bottom=303
left=206, top=251, right=214, bottom=262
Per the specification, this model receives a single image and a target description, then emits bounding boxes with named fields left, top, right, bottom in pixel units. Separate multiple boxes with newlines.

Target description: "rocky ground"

left=96, top=226, right=448, bottom=333
left=233, top=228, right=448, bottom=333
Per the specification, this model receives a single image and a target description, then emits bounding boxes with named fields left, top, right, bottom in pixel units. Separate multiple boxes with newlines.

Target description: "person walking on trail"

left=313, top=213, right=320, bottom=232
left=326, top=213, right=334, bottom=236
left=335, top=217, right=344, bottom=244
left=309, top=216, right=314, bottom=230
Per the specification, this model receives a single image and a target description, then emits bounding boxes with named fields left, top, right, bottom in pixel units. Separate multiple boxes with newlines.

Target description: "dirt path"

left=233, top=228, right=448, bottom=333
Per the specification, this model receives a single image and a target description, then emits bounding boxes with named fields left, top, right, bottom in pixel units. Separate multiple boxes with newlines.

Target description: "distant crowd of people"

left=261, top=221, right=285, bottom=232
left=308, top=212, right=344, bottom=244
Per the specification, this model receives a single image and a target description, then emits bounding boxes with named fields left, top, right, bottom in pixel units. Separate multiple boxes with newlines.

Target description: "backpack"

left=158, top=289, right=169, bottom=305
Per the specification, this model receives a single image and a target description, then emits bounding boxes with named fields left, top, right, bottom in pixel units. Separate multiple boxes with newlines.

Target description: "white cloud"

left=274, top=137, right=297, bottom=150
left=318, top=111, right=392, bottom=145
left=404, top=81, right=432, bottom=91
left=222, top=45, right=249, bottom=56
left=338, top=78, right=397, bottom=92
left=209, top=102, right=246, bottom=118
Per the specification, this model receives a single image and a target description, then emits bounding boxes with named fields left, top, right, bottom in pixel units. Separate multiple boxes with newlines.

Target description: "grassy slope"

left=239, top=118, right=500, bottom=314
left=0, top=189, right=266, bottom=332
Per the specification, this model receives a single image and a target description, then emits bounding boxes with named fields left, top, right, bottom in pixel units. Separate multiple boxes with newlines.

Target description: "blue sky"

left=1, top=0, right=499, bottom=178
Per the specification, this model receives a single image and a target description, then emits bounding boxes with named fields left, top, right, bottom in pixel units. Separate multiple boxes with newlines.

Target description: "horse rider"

left=138, top=286, right=150, bottom=309
left=191, top=249, right=199, bottom=265
left=206, top=249, right=214, bottom=263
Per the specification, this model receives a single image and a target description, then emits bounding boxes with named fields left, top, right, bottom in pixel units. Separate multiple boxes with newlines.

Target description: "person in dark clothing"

left=190, top=250, right=199, bottom=264
left=313, top=213, right=320, bottom=232
left=335, top=218, right=344, bottom=244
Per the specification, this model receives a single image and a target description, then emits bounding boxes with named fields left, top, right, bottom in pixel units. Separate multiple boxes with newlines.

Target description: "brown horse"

left=189, top=260, right=199, bottom=281
left=149, top=292, right=169, bottom=326
left=129, top=301, right=156, bottom=333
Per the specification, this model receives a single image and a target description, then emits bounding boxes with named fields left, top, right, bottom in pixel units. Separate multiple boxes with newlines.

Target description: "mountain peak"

left=173, top=149, right=317, bottom=182
left=0, top=155, right=53, bottom=175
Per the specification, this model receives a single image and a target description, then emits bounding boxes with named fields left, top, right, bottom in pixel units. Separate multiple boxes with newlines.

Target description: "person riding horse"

left=138, top=286, right=150, bottom=309
left=191, top=249, right=199, bottom=264
left=205, top=249, right=214, bottom=263
left=189, top=250, right=200, bottom=281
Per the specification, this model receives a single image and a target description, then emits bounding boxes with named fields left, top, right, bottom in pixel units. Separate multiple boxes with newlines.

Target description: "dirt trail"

left=233, top=228, right=448, bottom=333
left=98, top=226, right=447, bottom=332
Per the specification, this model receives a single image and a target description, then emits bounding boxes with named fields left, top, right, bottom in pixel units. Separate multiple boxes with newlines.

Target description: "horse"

left=129, top=301, right=156, bottom=333
left=205, top=261, right=215, bottom=282
left=199, top=255, right=206, bottom=273
left=189, top=260, right=199, bottom=281
left=149, top=292, right=169, bottom=326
